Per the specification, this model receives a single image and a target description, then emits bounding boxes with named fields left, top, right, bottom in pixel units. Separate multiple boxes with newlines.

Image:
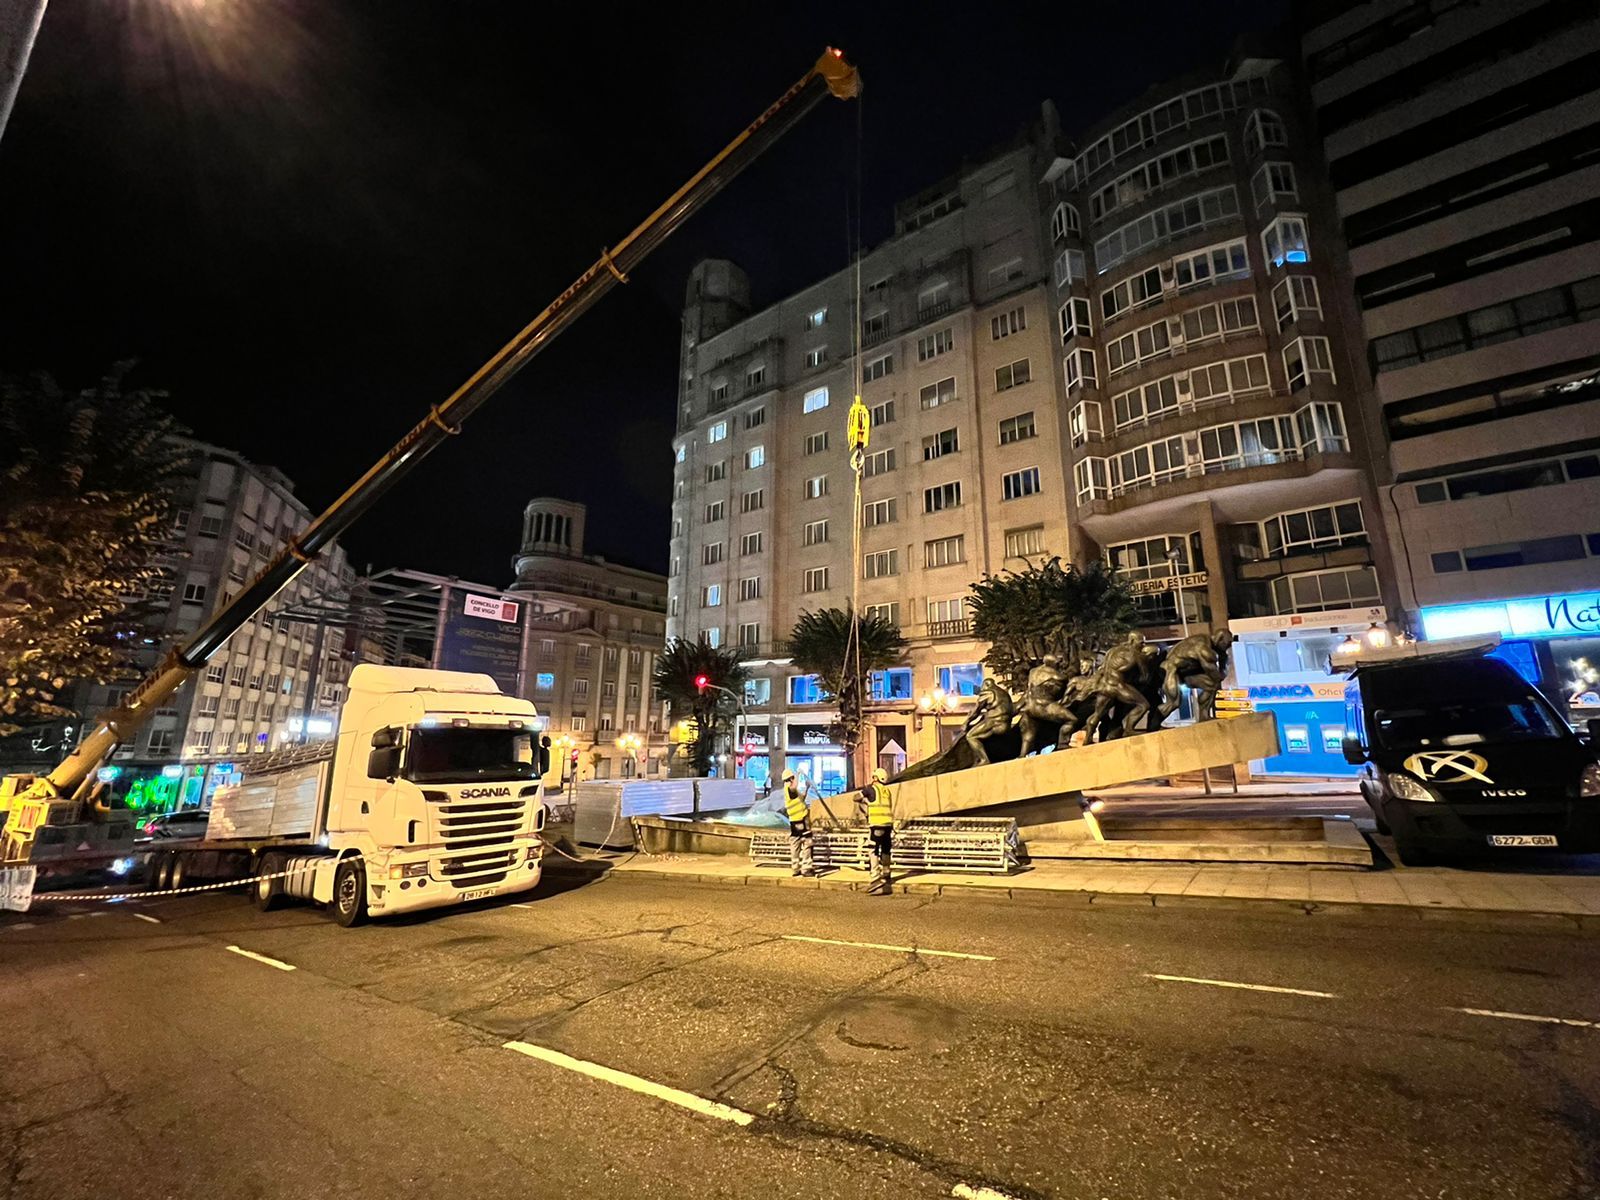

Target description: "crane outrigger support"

left=0, top=47, right=861, bottom=864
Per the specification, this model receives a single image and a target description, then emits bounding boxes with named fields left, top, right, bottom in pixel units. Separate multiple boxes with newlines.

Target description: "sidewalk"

left=547, top=848, right=1600, bottom=927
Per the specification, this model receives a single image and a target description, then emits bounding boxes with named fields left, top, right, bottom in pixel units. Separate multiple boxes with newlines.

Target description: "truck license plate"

left=461, top=888, right=495, bottom=900
left=1487, top=834, right=1558, bottom=848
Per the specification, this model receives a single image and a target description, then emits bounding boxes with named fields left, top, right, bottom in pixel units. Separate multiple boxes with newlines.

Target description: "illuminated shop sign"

left=1420, top=591, right=1600, bottom=641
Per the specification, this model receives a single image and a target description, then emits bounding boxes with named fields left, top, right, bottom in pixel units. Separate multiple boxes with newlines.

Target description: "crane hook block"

left=847, top=396, right=870, bottom=453
left=815, top=48, right=862, bottom=100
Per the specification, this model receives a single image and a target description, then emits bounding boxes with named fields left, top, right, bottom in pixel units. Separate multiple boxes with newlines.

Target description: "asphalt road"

left=4, top=870, right=1600, bottom=1199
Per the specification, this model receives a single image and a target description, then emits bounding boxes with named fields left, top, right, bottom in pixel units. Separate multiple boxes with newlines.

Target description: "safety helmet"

left=781, top=768, right=796, bottom=782
left=872, top=767, right=888, bottom=783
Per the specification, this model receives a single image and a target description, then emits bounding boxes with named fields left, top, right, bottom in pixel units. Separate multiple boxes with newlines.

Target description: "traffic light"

left=694, top=673, right=710, bottom=692
left=569, top=749, right=579, bottom=766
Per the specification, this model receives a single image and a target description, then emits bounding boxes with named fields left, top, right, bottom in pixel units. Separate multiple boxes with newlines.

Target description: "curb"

left=541, top=857, right=1600, bottom=932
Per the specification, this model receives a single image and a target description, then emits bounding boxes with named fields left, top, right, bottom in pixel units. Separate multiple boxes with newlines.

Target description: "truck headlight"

left=1388, top=772, right=1437, bottom=803
left=1581, top=763, right=1600, bottom=798
left=388, top=862, right=429, bottom=879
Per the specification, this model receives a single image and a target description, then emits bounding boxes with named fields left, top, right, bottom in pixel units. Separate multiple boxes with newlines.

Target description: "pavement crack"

left=833, top=1024, right=910, bottom=1052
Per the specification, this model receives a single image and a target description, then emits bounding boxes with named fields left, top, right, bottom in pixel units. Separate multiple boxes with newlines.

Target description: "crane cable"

left=843, top=93, right=867, bottom=785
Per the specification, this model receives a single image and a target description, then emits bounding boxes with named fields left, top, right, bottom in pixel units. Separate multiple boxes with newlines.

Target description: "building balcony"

left=927, top=618, right=972, bottom=639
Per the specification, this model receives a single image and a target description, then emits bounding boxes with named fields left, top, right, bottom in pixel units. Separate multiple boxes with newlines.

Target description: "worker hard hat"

left=781, top=768, right=796, bottom=782
left=872, top=767, right=888, bottom=783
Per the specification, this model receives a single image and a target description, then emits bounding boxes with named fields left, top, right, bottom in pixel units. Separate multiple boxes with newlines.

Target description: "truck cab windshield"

left=405, top=728, right=536, bottom=784
left=1374, top=697, right=1566, bottom=751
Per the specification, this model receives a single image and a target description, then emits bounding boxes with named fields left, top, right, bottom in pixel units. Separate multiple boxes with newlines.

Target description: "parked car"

left=1342, top=652, right=1600, bottom=865
left=136, top=809, right=212, bottom=842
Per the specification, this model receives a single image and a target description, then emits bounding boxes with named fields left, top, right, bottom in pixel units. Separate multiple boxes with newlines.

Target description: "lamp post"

left=552, top=734, right=575, bottom=792
left=1165, top=545, right=1189, bottom=639
left=614, top=732, right=643, bottom=778
left=918, top=687, right=958, bottom=752
left=695, top=675, right=749, bottom=778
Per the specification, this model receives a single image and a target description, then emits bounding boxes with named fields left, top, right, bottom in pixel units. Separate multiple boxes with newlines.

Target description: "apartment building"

left=510, top=499, right=670, bottom=784
left=1301, top=0, right=1600, bottom=721
left=669, top=139, right=1062, bottom=791
left=1043, top=55, right=1399, bottom=776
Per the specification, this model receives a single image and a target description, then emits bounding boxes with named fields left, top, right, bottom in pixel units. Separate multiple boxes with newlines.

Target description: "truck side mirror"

left=538, top=735, right=551, bottom=776
left=1340, top=735, right=1367, bottom=766
left=371, top=726, right=399, bottom=750
left=367, top=745, right=402, bottom=781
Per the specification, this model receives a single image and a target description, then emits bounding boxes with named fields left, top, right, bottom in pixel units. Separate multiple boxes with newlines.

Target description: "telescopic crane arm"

left=2, top=48, right=860, bottom=855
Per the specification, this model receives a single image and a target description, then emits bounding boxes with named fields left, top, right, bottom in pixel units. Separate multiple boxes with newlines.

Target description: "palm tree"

left=652, top=636, right=750, bottom=775
left=968, top=557, right=1136, bottom=692
left=786, top=607, right=907, bottom=785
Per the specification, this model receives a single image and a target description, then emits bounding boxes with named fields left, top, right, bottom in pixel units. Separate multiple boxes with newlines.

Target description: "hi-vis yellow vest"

left=784, top=785, right=809, bottom=824
left=866, top=781, right=892, bottom=827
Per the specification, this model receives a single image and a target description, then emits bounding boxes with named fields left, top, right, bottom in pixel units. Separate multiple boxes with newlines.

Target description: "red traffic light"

left=694, top=674, right=710, bottom=691
left=569, top=749, right=579, bottom=764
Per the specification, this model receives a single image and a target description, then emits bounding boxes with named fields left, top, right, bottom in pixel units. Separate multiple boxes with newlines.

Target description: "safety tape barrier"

left=29, top=858, right=351, bottom=903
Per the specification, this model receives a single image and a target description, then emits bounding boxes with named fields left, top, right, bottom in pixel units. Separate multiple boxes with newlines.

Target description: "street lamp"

left=1165, top=545, right=1189, bottom=639
left=614, top=732, right=643, bottom=777
left=552, top=734, right=575, bottom=790
left=918, top=687, right=958, bottom=750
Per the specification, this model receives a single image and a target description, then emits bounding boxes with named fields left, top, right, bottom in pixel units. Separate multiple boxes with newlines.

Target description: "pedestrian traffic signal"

left=694, top=674, right=710, bottom=692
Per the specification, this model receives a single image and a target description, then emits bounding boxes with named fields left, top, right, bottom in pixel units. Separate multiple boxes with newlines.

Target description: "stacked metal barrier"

left=749, top=816, right=1017, bottom=874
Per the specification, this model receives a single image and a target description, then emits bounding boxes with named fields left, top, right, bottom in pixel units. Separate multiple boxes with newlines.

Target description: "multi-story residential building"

left=1300, top=1, right=1600, bottom=723
left=1043, top=54, right=1401, bottom=775
left=510, top=499, right=670, bottom=784
left=49, top=439, right=357, bottom=810
left=670, top=138, right=1063, bottom=792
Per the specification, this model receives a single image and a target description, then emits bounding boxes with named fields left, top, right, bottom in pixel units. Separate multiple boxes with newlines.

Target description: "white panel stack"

left=207, top=760, right=329, bottom=841
left=573, top=779, right=697, bottom=848
left=695, top=778, right=756, bottom=813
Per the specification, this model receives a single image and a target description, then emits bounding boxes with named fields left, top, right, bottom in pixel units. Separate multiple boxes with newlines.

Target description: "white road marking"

left=953, top=1185, right=1022, bottom=1200
left=510, top=903, right=537, bottom=909
left=225, top=945, right=296, bottom=972
left=503, top=1040, right=753, bottom=1126
left=5, top=922, right=33, bottom=931
left=1146, top=973, right=1335, bottom=999
left=132, top=913, right=162, bottom=925
left=782, top=934, right=996, bottom=961
left=1452, top=1006, right=1598, bottom=1030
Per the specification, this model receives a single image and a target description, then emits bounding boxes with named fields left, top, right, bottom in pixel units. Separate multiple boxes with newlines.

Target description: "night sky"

left=1, top=0, right=1286, bottom=584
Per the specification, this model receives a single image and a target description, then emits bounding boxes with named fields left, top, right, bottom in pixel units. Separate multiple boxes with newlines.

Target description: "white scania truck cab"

left=208, top=664, right=548, bottom=925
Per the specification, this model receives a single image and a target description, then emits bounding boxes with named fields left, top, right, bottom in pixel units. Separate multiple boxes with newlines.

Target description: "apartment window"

left=206, top=663, right=226, bottom=683
left=1283, top=336, right=1336, bottom=392
left=922, top=428, right=959, bottom=461
left=804, top=346, right=828, bottom=369
left=867, top=277, right=889, bottom=295
left=1069, top=400, right=1102, bottom=447
left=573, top=677, right=593, bottom=698
left=803, top=519, right=829, bottom=546
left=738, top=622, right=762, bottom=648
left=233, top=528, right=254, bottom=552
left=790, top=673, right=825, bottom=704
left=703, top=501, right=725, bottom=524
left=198, top=694, right=219, bottom=717
left=864, top=353, right=893, bottom=382
left=1251, top=162, right=1298, bottom=211
left=1004, top=526, right=1045, bottom=558
left=987, top=258, right=1025, bottom=289
left=711, top=382, right=729, bottom=404
left=198, top=514, right=225, bottom=538
left=1272, top=276, right=1322, bottom=330
left=702, top=542, right=724, bottom=565
left=739, top=576, right=761, bottom=602
left=803, top=567, right=829, bottom=593
left=871, top=399, right=896, bottom=426
left=172, top=508, right=191, bottom=533
left=1051, top=202, right=1081, bottom=242
left=223, top=697, right=241, bottom=718
left=864, top=549, right=899, bottom=579
left=995, top=358, right=1031, bottom=391
left=1058, top=297, right=1092, bottom=343
left=1415, top=453, right=1600, bottom=505
left=1371, top=276, right=1600, bottom=373
left=924, top=535, right=965, bottom=568
left=746, top=365, right=766, bottom=389
left=571, top=716, right=588, bottom=732
left=1094, top=185, right=1240, bottom=275
left=1002, top=467, right=1041, bottom=501
left=1075, top=456, right=1110, bottom=502
left=179, top=582, right=207, bottom=607
left=540, top=639, right=556, bottom=657
left=741, top=489, right=765, bottom=513
left=1054, top=247, right=1087, bottom=288
left=999, top=412, right=1036, bottom=444
left=803, top=386, right=829, bottom=413
left=701, top=585, right=722, bottom=608
left=807, top=307, right=827, bottom=329
left=864, top=498, right=897, bottom=526
left=1107, top=317, right=1171, bottom=374
left=1101, top=265, right=1163, bottom=322
left=864, top=602, right=900, bottom=627
left=704, top=461, right=726, bottom=484
left=1261, top=214, right=1310, bottom=268
left=248, top=673, right=262, bottom=692
left=864, top=448, right=896, bottom=477
left=1245, top=109, right=1288, bottom=155
left=917, top=328, right=954, bottom=361
left=744, top=445, right=765, bottom=470
left=927, top=598, right=966, bottom=625
left=1063, top=348, right=1097, bottom=395
left=924, top=481, right=962, bottom=513
left=229, top=665, right=247, bottom=687
left=576, top=643, right=592, bottom=663
left=920, top=377, right=956, bottom=409
left=862, top=312, right=889, bottom=341
left=804, top=475, right=827, bottom=500
left=743, top=677, right=773, bottom=707
left=1261, top=501, right=1366, bottom=557
left=601, top=679, right=617, bottom=701
left=708, top=421, right=728, bottom=443
left=1191, top=354, right=1271, bottom=402
left=1089, top=133, right=1231, bottom=224
left=741, top=532, right=764, bottom=556
left=805, top=431, right=830, bottom=455
left=991, top=306, right=1026, bottom=340
left=1174, top=238, right=1250, bottom=291
left=1269, top=566, right=1379, bottom=615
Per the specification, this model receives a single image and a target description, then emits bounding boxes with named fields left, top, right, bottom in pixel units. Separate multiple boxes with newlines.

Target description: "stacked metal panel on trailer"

left=694, top=778, right=757, bottom=813
left=206, top=745, right=333, bottom=841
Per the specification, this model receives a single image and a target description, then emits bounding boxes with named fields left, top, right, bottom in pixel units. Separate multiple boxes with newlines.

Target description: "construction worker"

left=781, top=768, right=816, bottom=877
left=857, top=767, right=894, bottom=895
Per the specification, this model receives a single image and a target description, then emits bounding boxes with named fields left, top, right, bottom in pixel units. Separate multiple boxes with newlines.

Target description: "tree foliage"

left=0, top=365, right=191, bottom=734
left=652, top=635, right=750, bottom=775
left=786, top=606, right=907, bottom=773
left=968, top=557, right=1137, bottom=692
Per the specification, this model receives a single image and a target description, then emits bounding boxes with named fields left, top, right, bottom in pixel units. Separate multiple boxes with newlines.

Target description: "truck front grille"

left=432, top=798, right=528, bottom=849
left=439, top=848, right=517, bottom=887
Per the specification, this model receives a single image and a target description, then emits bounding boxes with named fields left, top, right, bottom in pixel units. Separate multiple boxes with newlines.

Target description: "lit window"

left=804, top=475, right=827, bottom=500
left=536, top=672, right=555, bottom=691
left=708, top=421, right=728, bottom=443
left=807, top=307, right=827, bottom=329
left=702, top=585, right=722, bottom=608
left=803, top=567, right=829, bottom=593
left=744, top=445, right=765, bottom=469
left=804, top=347, right=827, bottom=369
left=803, top=387, right=829, bottom=412
left=803, top=519, right=829, bottom=546
left=1262, top=214, right=1310, bottom=268
left=924, top=535, right=965, bottom=568
left=864, top=549, right=898, bottom=578
left=1005, top=526, right=1045, bottom=557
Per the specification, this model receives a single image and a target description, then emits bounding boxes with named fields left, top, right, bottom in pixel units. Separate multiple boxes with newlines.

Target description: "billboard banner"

left=436, top=590, right=524, bottom=694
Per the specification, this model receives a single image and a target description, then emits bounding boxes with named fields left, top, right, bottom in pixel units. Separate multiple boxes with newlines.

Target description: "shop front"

left=736, top=723, right=772, bottom=791
left=1228, top=606, right=1388, bottom=778
left=1420, top=589, right=1600, bottom=727
left=783, top=722, right=848, bottom=797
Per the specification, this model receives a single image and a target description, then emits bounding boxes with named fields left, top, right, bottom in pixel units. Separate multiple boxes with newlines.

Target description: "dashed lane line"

left=781, top=934, right=996, bottom=961
left=1146, top=973, right=1335, bottom=999
left=953, top=1185, right=1023, bottom=1200
left=1452, top=1006, right=1598, bottom=1030
left=503, top=1040, right=753, bottom=1126
left=132, top=913, right=162, bottom=925
left=225, top=945, right=296, bottom=972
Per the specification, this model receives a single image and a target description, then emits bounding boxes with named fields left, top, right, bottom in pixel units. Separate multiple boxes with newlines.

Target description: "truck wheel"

left=149, top=858, right=170, bottom=892
left=169, top=857, right=187, bottom=892
left=254, top=853, right=284, bottom=912
left=332, top=859, right=367, bottom=927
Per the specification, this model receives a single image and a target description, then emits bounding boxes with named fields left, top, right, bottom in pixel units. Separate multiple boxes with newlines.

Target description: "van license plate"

left=1487, top=835, right=1558, bottom=848
left=461, top=888, right=495, bottom=900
